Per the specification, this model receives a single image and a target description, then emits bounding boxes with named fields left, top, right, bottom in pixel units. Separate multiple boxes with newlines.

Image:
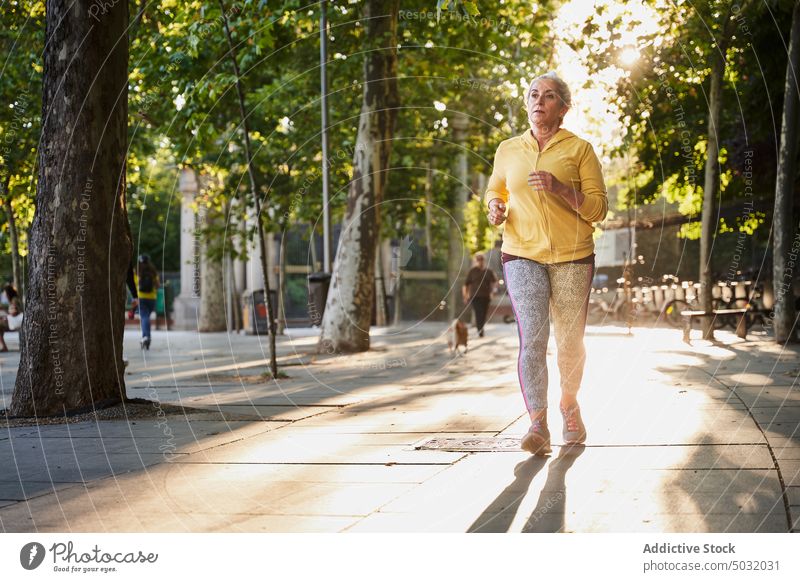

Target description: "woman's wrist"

left=556, top=183, right=584, bottom=210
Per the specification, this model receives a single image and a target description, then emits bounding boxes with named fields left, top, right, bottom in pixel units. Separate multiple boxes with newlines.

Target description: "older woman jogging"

left=485, top=72, right=608, bottom=455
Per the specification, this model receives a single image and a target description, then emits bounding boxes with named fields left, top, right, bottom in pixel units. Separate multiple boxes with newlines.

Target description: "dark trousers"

left=139, top=298, right=156, bottom=339
left=471, top=296, right=491, bottom=332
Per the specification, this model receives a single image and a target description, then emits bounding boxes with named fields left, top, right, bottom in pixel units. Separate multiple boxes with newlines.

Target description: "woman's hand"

left=487, top=198, right=507, bottom=226
left=528, top=171, right=585, bottom=209
left=528, top=171, right=566, bottom=196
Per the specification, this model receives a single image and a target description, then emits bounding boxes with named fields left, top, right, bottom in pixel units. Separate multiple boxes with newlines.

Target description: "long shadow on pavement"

left=522, top=445, right=585, bottom=532
left=468, top=455, right=547, bottom=532
left=468, top=446, right=585, bottom=533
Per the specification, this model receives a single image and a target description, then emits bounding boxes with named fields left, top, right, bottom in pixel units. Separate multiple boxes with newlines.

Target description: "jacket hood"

left=520, top=127, right=576, bottom=152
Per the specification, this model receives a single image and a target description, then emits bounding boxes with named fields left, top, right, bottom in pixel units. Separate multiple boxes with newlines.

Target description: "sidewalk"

left=0, top=321, right=798, bottom=532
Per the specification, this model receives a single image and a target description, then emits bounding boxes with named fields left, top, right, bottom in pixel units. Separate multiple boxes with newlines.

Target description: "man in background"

left=463, top=253, right=498, bottom=338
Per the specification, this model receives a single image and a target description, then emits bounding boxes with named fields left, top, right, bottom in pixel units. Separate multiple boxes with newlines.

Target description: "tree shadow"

left=656, top=342, right=800, bottom=449
left=663, top=436, right=788, bottom=532
left=652, top=340, right=797, bottom=532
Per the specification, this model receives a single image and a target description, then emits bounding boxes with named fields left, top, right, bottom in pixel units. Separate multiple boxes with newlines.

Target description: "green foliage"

left=128, top=0, right=556, bottom=267
left=0, top=0, right=44, bottom=261
left=127, top=148, right=182, bottom=270
left=437, top=0, right=480, bottom=20
left=572, top=0, right=791, bottom=243
left=1, top=0, right=562, bottom=280
left=382, top=0, right=555, bottom=259
left=463, top=195, right=495, bottom=255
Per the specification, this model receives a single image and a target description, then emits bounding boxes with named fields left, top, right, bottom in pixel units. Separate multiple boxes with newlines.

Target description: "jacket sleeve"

left=576, top=144, right=608, bottom=223
left=484, top=146, right=509, bottom=208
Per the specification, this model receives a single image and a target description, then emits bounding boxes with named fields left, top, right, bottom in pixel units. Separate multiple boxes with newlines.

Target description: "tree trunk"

left=449, top=113, right=470, bottom=322
left=309, top=224, right=319, bottom=271
left=773, top=0, right=800, bottom=343
left=425, top=159, right=434, bottom=264
left=198, top=208, right=227, bottom=332
left=219, top=0, right=278, bottom=376
left=11, top=0, right=130, bottom=416
left=233, top=202, right=247, bottom=334
left=198, top=192, right=227, bottom=331
left=5, top=198, right=22, bottom=301
left=228, top=251, right=243, bottom=333
left=375, top=242, right=388, bottom=326
left=699, top=23, right=728, bottom=340
left=1, top=175, right=23, bottom=300
left=393, top=254, right=402, bottom=325
left=317, top=0, right=400, bottom=353
left=277, top=233, right=287, bottom=335
left=222, top=200, right=234, bottom=333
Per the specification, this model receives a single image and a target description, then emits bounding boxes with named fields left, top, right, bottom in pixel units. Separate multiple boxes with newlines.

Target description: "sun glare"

left=547, top=0, right=662, bottom=156
left=620, top=46, right=640, bottom=66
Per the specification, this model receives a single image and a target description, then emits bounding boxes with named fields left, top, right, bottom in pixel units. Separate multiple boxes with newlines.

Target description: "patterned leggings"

left=503, top=257, right=594, bottom=411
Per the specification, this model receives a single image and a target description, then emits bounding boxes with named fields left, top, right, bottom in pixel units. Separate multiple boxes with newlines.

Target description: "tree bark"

left=11, top=0, right=130, bottom=416
left=317, top=0, right=400, bottom=353
left=375, top=242, right=388, bottom=326
left=198, top=205, right=227, bottom=332
left=773, top=0, right=800, bottom=343
left=393, top=254, right=402, bottom=325
left=699, top=5, right=738, bottom=340
left=219, top=0, right=278, bottom=375
left=227, top=251, right=243, bottom=333
left=449, top=113, right=470, bottom=323
left=1, top=175, right=23, bottom=299
left=425, top=159, right=434, bottom=264
left=276, top=233, right=287, bottom=335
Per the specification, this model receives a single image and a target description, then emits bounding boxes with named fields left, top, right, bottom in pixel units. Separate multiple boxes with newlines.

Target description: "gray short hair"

left=526, top=72, right=572, bottom=109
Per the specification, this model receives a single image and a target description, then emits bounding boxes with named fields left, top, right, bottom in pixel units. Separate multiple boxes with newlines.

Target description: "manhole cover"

left=415, top=437, right=522, bottom=452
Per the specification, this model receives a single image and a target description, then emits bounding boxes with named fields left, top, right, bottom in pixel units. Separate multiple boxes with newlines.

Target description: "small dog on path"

left=447, top=319, right=468, bottom=354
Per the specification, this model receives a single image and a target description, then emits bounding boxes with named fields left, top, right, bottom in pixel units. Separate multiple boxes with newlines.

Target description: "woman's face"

left=527, top=79, right=568, bottom=130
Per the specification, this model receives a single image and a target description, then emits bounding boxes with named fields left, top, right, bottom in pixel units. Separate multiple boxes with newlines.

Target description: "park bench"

left=681, top=307, right=750, bottom=343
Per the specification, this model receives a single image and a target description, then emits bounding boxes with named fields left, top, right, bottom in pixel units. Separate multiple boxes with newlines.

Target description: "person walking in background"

left=134, top=255, right=159, bottom=350
left=463, top=253, right=497, bottom=338
left=485, top=72, right=608, bottom=456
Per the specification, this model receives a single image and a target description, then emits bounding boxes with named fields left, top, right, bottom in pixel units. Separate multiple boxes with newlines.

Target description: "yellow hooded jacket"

left=484, top=128, right=608, bottom=264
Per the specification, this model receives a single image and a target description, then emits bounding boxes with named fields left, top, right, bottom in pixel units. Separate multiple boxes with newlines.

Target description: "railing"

left=588, top=276, right=767, bottom=328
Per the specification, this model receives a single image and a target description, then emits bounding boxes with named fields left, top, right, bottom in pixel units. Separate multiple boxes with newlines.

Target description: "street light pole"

left=449, top=112, right=470, bottom=322
left=320, top=0, right=332, bottom=273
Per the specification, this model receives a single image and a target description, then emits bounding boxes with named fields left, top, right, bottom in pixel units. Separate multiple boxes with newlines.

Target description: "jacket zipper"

left=533, top=146, right=554, bottom=260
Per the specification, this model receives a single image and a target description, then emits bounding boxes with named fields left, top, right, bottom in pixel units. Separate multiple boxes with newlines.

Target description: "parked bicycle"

left=587, top=278, right=632, bottom=325
left=662, top=282, right=741, bottom=330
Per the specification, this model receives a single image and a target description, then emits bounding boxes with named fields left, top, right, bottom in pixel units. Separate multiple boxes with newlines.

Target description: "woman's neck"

left=529, top=124, right=560, bottom=150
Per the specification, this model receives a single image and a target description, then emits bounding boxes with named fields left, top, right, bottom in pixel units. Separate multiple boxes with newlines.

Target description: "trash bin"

left=154, top=287, right=166, bottom=331
left=307, top=272, right=332, bottom=326
left=156, top=287, right=165, bottom=316
left=243, top=289, right=277, bottom=335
